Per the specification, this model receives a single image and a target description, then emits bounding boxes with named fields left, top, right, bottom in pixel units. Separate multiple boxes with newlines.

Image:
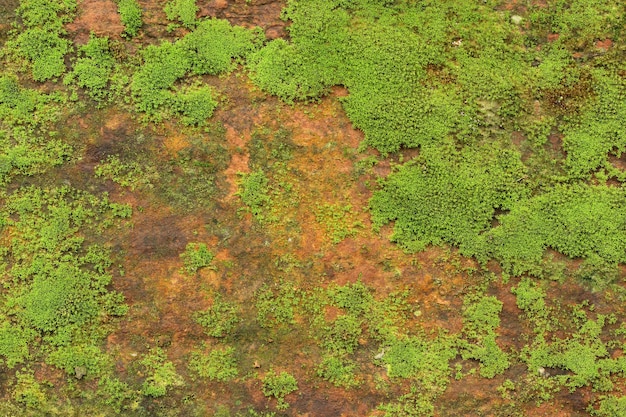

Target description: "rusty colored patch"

left=291, top=386, right=383, bottom=417
left=490, top=281, right=526, bottom=351
left=547, top=33, right=560, bottom=42
left=127, top=212, right=193, bottom=258
left=596, top=38, right=613, bottom=51
left=221, top=133, right=251, bottom=201
left=531, top=403, right=583, bottom=417
left=211, top=0, right=229, bottom=9
left=66, top=0, right=125, bottom=44
left=104, top=111, right=132, bottom=132
left=511, top=131, right=525, bottom=147
left=535, top=387, right=592, bottom=417
left=609, top=151, right=626, bottom=172
left=548, top=132, right=563, bottom=153
left=497, top=0, right=527, bottom=14
left=436, top=374, right=506, bottom=416
left=163, top=132, right=191, bottom=156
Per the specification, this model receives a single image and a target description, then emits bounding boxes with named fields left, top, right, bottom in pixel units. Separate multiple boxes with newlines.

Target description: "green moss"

left=255, top=282, right=299, bottom=328
left=512, top=278, right=548, bottom=324
left=461, top=296, right=503, bottom=340
left=180, top=242, right=215, bottom=275
left=171, top=84, right=218, bottom=126
left=237, top=409, right=276, bottom=417
left=94, top=154, right=158, bottom=191
left=328, top=280, right=373, bottom=316
left=364, top=291, right=409, bottom=343
left=321, top=314, right=363, bottom=355
left=370, top=143, right=527, bottom=254
left=96, top=376, right=138, bottom=414
left=592, top=395, right=626, bottom=417
left=12, top=28, right=71, bottom=81
left=381, top=333, right=457, bottom=388
left=0, top=132, right=73, bottom=184
left=0, top=88, right=61, bottom=128
left=378, top=385, right=436, bottom=417
left=486, top=184, right=626, bottom=276
left=117, top=0, right=142, bottom=38
left=517, top=296, right=626, bottom=395
left=21, top=264, right=103, bottom=331
left=188, top=345, right=238, bottom=381
left=528, top=0, right=623, bottom=49
left=140, top=348, right=185, bottom=397
left=459, top=295, right=509, bottom=378
left=15, top=0, right=76, bottom=29
left=4, top=0, right=76, bottom=81
left=317, top=355, right=360, bottom=388
left=46, top=344, right=111, bottom=379
left=248, top=39, right=333, bottom=104
left=0, top=185, right=130, bottom=414
left=314, top=203, right=362, bottom=244
left=64, top=34, right=116, bottom=102
left=178, top=18, right=263, bottom=76
left=0, top=322, right=34, bottom=368
left=0, top=80, right=69, bottom=185
left=164, top=0, right=198, bottom=28
left=561, top=70, right=626, bottom=178
left=130, top=41, right=190, bottom=117
left=194, top=295, right=240, bottom=338
left=248, top=0, right=531, bottom=153
left=236, top=170, right=271, bottom=220
left=3, top=186, right=129, bottom=338
left=462, top=334, right=510, bottom=378
left=13, top=369, right=48, bottom=409
left=128, top=19, right=260, bottom=123
left=262, top=370, right=298, bottom=410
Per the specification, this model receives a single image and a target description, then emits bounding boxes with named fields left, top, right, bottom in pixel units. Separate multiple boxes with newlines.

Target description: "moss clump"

left=64, top=34, right=116, bottom=102
left=130, top=41, right=190, bottom=116
left=194, top=295, right=240, bottom=338
left=130, top=19, right=260, bottom=123
left=178, top=18, right=263, bottom=76
left=140, top=348, right=185, bottom=397
left=316, top=355, right=359, bottom=388
left=485, top=184, right=626, bottom=276
left=459, top=295, right=510, bottom=378
left=370, top=143, right=527, bottom=254
left=262, top=370, right=298, bottom=410
left=180, top=242, right=214, bottom=274
left=188, top=346, right=238, bottom=382
left=171, top=84, right=218, bottom=126
left=117, top=0, right=142, bottom=38
left=236, top=170, right=271, bottom=220
left=164, top=0, right=198, bottom=29
left=4, top=0, right=76, bottom=81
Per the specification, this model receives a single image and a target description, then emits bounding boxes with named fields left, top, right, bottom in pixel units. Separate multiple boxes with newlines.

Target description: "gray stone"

left=511, top=15, right=523, bottom=25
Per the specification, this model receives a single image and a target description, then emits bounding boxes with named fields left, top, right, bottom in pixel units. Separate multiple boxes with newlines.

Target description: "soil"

left=66, top=0, right=125, bottom=44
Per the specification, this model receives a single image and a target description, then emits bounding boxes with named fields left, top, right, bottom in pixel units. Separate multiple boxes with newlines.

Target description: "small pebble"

left=374, top=348, right=386, bottom=360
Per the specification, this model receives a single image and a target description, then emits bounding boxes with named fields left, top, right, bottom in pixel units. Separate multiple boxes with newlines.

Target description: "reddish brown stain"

left=596, top=38, right=613, bottom=51
left=66, top=0, right=125, bottom=44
